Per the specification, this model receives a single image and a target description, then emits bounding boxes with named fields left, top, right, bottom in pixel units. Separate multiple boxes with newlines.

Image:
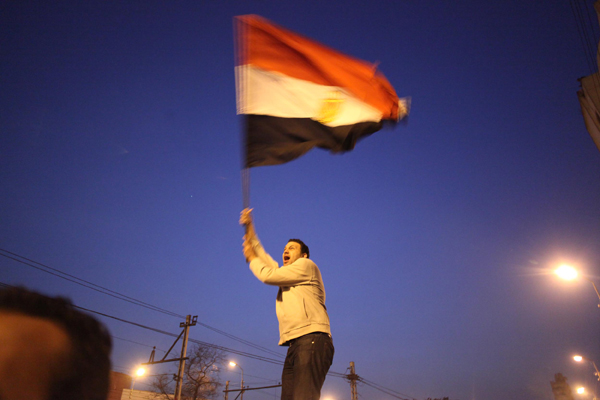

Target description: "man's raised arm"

left=239, top=208, right=277, bottom=268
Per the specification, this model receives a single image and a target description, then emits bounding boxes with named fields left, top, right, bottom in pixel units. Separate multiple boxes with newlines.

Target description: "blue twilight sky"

left=2, top=1, right=600, bottom=399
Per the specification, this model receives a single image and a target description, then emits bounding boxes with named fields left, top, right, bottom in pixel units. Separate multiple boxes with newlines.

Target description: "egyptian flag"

left=235, top=15, right=409, bottom=168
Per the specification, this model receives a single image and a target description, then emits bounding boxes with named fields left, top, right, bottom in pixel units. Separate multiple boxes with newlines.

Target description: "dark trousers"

left=281, top=332, right=334, bottom=400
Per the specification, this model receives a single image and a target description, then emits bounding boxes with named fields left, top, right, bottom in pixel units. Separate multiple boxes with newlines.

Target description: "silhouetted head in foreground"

left=0, top=286, right=112, bottom=400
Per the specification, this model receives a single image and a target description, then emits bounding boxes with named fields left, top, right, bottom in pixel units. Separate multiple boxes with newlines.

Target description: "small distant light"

left=555, top=265, right=578, bottom=280
left=229, top=361, right=237, bottom=367
left=577, top=387, right=585, bottom=394
left=574, top=355, right=584, bottom=362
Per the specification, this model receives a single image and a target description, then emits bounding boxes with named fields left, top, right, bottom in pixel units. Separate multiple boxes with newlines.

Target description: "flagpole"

left=241, top=167, right=250, bottom=210
left=235, top=16, right=251, bottom=213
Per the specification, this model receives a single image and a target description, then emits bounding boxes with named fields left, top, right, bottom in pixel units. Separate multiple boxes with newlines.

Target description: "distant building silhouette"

left=108, top=371, right=133, bottom=400
left=121, top=388, right=169, bottom=400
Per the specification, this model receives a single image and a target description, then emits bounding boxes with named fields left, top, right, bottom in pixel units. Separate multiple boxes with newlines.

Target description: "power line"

left=341, top=362, right=416, bottom=400
left=1, top=280, right=412, bottom=397
left=570, top=0, right=598, bottom=75
left=112, top=335, right=167, bottom=352
left=194, top=320, right=283, bottom=358
left=74, top=304, right=286, bottom=366
left=75, top=304, right=349, bottom=380
left=0, top=248, right=282, bottom=358
left=227, top=371, right=279, bottom=385
left=359, top=378, right=417, bottom=400
left=0, top=248, right=184, bottom=318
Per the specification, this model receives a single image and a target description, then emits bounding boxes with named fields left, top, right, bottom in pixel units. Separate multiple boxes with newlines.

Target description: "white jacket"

left=248, top=237, right=331, bottom=345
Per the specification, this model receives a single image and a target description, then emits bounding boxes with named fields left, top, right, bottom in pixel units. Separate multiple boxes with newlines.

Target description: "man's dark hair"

left=0, top=286, right=112, bottom=400
left=288, top=239, right=309, bottom=258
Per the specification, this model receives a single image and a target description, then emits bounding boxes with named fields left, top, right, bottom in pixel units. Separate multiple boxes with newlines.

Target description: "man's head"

left=0, top=287, right=112, bottom=400
left=282, top=239, right=309, bottom=266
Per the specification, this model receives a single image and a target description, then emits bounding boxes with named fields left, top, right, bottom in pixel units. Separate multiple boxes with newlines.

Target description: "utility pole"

left=224, top=381, right=229, bottom=400
left=347, top=361, right=359, bottom=400
left=142, top=314, right=197, bottom=400
left=174, top=315, right=194, bottom=400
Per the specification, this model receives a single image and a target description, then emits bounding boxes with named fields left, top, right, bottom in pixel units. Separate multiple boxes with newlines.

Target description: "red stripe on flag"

left=235, top=15, right=400, bottom=121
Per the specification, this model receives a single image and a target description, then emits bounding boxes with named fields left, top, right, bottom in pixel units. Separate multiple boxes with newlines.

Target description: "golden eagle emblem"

left=316, top=91, right=344, bottom=124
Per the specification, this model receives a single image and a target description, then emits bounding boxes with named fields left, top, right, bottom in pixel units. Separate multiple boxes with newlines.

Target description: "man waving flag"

left=235, top=17, right=410, bottom=398
left=235, top=15, right=410, bottom=168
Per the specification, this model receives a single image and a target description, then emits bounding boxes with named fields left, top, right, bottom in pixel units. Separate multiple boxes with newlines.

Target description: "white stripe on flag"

left=237, top=65, right=384, bottom=127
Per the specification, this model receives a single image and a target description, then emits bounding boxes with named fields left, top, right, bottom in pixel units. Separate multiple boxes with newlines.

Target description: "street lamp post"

left=555, top=265, right=600, bottom=308
left=574, top=355, right=600, bottom=381
left=229, top=361, right=244, bottom=400
left=589, top=281, right=600, bottom=308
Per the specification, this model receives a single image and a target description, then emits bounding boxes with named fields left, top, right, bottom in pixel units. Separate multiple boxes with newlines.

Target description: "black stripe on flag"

left=245, top=115, right=384, bottom=167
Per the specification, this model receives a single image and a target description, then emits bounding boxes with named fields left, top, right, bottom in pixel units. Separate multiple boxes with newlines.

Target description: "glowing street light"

left=555, top=265, right=578, bottom=280
left=573, top=354, right=600, bottom=381
left=576, top=386, right=599, bottom=400
left=229, top=361, right=244, bottom=400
